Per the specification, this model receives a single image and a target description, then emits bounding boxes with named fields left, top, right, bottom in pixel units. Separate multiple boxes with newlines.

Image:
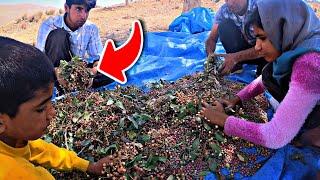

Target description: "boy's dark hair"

left=66, top=0, right=96, bottom=10
left=0, top=37, right=55, bottom=118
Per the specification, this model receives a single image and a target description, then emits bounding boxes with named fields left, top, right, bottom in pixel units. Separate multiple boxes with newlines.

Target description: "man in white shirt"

left=36, top=0, right=113, bottom=90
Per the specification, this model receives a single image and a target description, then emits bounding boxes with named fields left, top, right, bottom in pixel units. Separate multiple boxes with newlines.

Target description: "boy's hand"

left=90, top=61, right=99, bottom=76
left=55, top=68, right=68, bottom=87
left=87, top=155, right=114, bottom=176
left=87, top=62, right=99, bottom=89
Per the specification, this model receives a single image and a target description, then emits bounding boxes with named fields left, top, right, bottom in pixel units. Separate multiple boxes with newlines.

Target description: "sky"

left=0, top=0, right=130, bottom=8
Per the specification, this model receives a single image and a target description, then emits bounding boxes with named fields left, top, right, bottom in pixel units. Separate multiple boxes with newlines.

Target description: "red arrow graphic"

left=97, top=20, right=143, bottom=84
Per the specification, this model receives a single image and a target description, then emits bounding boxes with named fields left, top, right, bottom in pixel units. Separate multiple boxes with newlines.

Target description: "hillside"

left=0, top=0, right=318, bottom=46
left=0, top=4, right=57, bottom=25
left=0, top=0, right=223, bottom=45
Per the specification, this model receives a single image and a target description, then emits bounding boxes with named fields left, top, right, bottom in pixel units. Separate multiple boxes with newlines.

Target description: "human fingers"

left=213, top=101, right=226, bottom=112
left=90, top=66, right=98, bottom=75
left=218, top=98, right=232, bottom=108
left=212, top=100, right=223, bottom=107
left=220, top=64, right=232, bottom=76
left=218, top=62, right=225, bottom=73
left=207, top=51, right=214, bottom=58
left=201, top=100, right=211, bottom=108
left=216, top=53, right=226, bottom=57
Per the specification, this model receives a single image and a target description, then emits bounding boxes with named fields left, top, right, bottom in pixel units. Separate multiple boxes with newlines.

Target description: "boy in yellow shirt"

left=0, top=36, right=113, bottom=179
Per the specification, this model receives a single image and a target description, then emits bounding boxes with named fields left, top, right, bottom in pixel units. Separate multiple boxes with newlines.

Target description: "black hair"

left=66, top=0, right=96, bottom=11
left=245, top=6, right=263, bottom=39
left=0, top=37, right=55, bottom=118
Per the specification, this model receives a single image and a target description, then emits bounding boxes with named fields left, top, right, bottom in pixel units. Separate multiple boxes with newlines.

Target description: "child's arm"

left=236, top=75, right=266, bottom=102
left=29, top=139, right=113, bottom=175
left=217, top=76, right=266, bottom=109
left=29, top=139, right=89, bottom=171
left=224, top=52, right=320, bottom=149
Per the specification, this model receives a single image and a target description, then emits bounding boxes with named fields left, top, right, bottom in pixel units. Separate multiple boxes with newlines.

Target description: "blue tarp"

left=65, top=6, right=320, bottom=179
left=169, top=6, right=215, bottom=34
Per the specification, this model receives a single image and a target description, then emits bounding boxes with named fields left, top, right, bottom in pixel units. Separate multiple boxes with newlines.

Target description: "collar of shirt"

left=54, top=14, right=85, bottom=35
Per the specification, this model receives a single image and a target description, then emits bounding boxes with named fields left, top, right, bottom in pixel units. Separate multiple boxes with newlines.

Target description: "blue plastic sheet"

left=101, top=31, right=227, bottom=91
left=169, top=6, right=215, bottom=34
left=59, top=6, right=319, bottom=179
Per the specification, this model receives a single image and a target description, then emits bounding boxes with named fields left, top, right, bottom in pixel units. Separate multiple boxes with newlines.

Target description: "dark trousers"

left=45, top=28, right=114, bottom=90
left=218, top=18, right=267, bottom=76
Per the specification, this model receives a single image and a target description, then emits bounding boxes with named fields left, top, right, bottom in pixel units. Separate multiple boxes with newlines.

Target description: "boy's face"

left=65, top=3, right=90, bottom=30
left=0, top=83, right=56, bottom=146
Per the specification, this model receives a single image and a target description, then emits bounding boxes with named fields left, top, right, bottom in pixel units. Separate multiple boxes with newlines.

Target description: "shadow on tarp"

left=53, top=6, right=319, bottom=179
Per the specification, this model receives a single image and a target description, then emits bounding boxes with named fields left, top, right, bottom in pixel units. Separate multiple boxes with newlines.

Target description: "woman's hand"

left=199, top=100, right=228, bottom=127
left=87, top=155, right=114, bottom=176
left=219, top=96, right=241, bottom=110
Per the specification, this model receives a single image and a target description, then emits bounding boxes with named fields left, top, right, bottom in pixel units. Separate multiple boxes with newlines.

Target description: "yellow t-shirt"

left=0, top=139, right=89, bottom=180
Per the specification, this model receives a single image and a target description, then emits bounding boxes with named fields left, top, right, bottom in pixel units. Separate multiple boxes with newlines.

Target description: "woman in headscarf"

left=200, top=0, right=320, bottom=153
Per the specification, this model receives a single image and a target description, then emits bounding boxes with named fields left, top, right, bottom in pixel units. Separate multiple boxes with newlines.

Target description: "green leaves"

left=140, top=114, right=151, bottom=121
left=116, top=101, right=126, bottom=113
left=120, top=113, right=151, bottom=129
left=290, top=152, right=306, bottom=165
left=187, top=100, right=197, bottom=114
left=128, top=131, right=137, bottom=140
left=214, top=132, right=225, bottom=142
left=209, top=161, right=218, bottom=172
left=192, top=138, right=200, bottom=151
left=144, top=155, right=167, bottom=170
left=199, top=171, right=210, bottom=176
left=119, top=118, right=125, bottom=128
left=237, top=153, right=249, bottom=162
left=72, top=112, right=82, bottom=123
left=209, top=142, right=221, bottom=153
left=44, top=136, right=52, bottom=143
left=58, top=56, right=91, bottom=92
left=83, top=111, right=93, bottom=121
left=203, top=122, right=212, bottom=130
left=105, top=144, right=120, bottom=154
left=170, top=103, right=179, bottom=112
left=81, top=139, right=91, bottom=146
left=128, top=116, right=139, bottom=129
left=106, top=98, right=114, bottom=105
left=50, top=61, right=272, bottom=179
left=142, top=135, right=151, bottom=142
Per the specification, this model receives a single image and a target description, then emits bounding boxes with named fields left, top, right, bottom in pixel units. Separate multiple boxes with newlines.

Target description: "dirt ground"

left=0, top=0, right=318, bottom=46
left=0, top=0, right=223, bottom=45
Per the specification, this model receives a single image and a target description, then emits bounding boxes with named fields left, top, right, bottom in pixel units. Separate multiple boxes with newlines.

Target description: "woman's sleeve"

left=236, top=75, right=266, bottom=102
left=224, top=52, right=320, bottom=149
left=29, top=139, right=89, bottom=171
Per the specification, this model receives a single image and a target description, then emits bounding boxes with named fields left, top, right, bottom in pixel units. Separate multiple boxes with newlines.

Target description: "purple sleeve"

left=224, top=52, right=320, bottom=149
left=236, top=75, right=266, bottom=102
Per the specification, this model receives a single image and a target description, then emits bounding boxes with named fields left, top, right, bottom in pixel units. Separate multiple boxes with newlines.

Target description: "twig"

left=77, top=142, right=91, bottom=156
left=64, top=128, right=69, bottom=150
